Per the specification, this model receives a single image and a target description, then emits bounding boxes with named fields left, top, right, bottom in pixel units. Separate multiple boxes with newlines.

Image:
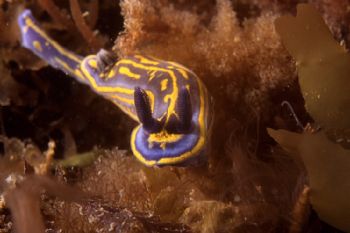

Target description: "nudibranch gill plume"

left=17, top=9, right=213, bottom=167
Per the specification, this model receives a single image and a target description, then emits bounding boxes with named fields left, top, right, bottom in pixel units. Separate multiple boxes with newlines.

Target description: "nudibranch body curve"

left=17, top=9, right=213, bottom=167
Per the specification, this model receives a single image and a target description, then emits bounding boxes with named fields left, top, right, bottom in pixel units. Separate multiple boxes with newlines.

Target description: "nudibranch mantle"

left=17, top=9, right=213, bottom=166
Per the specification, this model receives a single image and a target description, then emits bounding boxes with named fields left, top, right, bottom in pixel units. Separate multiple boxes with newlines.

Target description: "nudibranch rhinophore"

left=17, top=9, right=213, bottom=167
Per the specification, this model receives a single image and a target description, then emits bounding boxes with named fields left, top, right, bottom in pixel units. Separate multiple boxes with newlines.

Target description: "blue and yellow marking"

left=17, top=9, right=213, bottom=166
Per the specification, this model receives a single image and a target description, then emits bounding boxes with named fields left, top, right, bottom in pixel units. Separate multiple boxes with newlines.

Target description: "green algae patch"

left=268, top=128, right=350, bottom=232
left=275, top=4, right=350, bottom=129
left=54, top=152, right=96, bottom=168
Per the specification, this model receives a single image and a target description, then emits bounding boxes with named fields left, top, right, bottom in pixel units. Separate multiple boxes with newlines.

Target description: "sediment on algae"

left=1, top=0, right=350, bottom=232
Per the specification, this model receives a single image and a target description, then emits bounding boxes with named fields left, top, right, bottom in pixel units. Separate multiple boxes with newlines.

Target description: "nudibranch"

left=17, top=9, right=213, bottom=166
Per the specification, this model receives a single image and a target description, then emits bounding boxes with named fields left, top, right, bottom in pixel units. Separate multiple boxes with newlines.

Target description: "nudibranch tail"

left=17, top=10, right=86, bottom=83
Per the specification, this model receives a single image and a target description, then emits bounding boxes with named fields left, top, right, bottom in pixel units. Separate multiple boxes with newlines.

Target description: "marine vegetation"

left=1, top=0, right=350, bottom=233
left=271, top=3, right=350, bottom=232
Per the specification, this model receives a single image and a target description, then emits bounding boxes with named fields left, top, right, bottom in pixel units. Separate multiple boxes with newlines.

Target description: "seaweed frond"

left=275, top=3, right=350, bottom=129
left=37, top=0, right=75, bottom=31
left=269, top=128, right=350, bottom=232
left=69, top=0, right=103, bottom=51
